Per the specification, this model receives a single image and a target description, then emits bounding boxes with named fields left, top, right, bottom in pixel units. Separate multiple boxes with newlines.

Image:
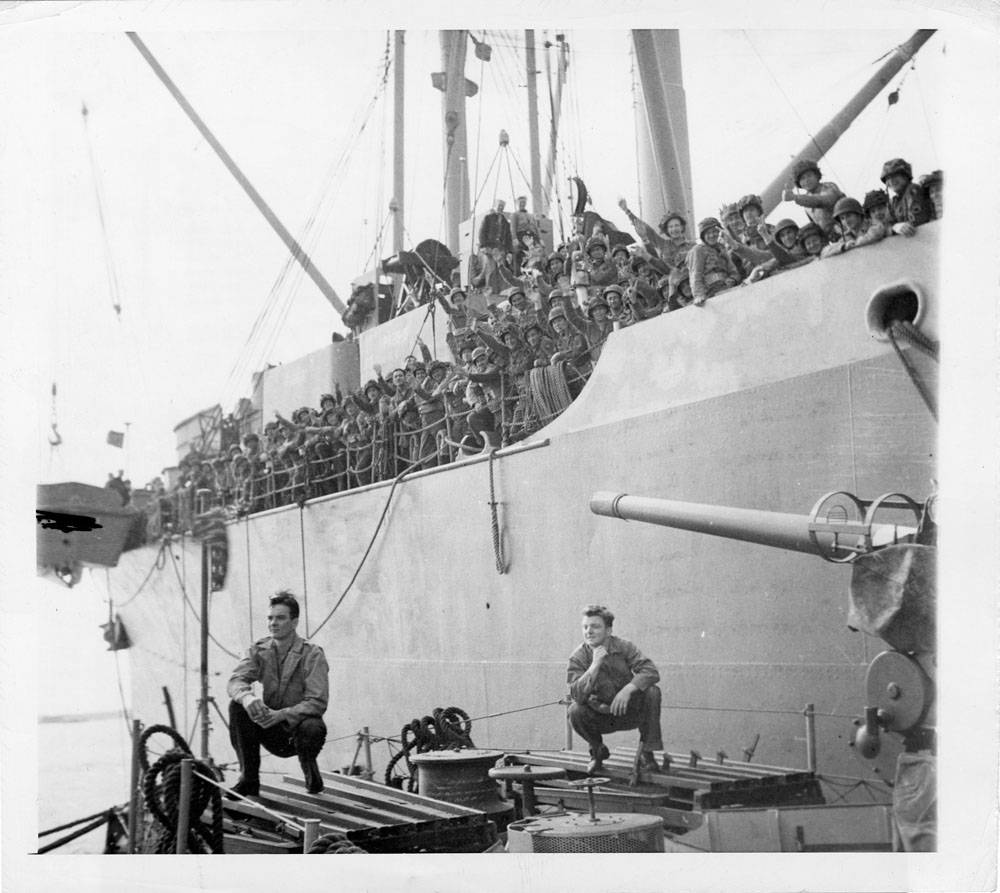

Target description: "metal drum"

left=506, top=813, right=665, bottom=853
left=409, top=750, right=513, bottom=827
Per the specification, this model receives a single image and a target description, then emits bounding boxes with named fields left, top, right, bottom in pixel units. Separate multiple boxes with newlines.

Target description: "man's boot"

left=300, top=755, right=324, bottom=794
left=229, top=772, right=260, bottom=800
left=586, top=744, right=610, bottom=775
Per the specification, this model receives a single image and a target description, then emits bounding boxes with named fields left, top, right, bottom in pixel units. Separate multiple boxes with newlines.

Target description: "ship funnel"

left=589, top=491, right=920, bottom=563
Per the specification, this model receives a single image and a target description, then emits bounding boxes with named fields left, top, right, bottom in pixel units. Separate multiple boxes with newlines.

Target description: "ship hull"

left=110, top=228, right=938, bottom=787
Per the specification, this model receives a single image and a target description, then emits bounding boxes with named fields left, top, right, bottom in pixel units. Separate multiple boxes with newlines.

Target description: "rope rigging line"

left=219, top=38, right=394, bottom=406
left=114, top=539, right=169, bottom=607
left=487, top=450, right=507, bottom=574
left=887, top=321, right=938, bottom=421
left=165, top=547, right=241, bottom=659
left=740, top=31, right=846, bottom=188
left=80, top=101, right=122, bottom=319
left=308, top=466, right=412, bottom=638
left=298, top=504, right=309, bottom=634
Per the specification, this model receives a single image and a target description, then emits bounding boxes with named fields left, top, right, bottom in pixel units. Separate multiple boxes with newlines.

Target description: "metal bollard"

left=302, top=818, right=321, bottom=853
left=127, top=719, right=142, bottom=854
left=176, top=758, right=193, bottom=854
left=563, top=698, right=573, bottom=751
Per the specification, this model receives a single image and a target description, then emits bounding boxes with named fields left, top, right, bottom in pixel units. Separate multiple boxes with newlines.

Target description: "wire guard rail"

left=146, top=359, right=589, bottom=527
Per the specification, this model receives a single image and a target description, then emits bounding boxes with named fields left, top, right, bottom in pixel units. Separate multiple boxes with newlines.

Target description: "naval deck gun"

left=590, top=489, right=937, bottom=762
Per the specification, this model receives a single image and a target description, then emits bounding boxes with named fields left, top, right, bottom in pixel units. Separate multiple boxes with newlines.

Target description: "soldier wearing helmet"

left=616, top=198, right=694, bottom=270
left=919, top=170, right=943, bottom=220
left=547, top=304, right=590, bottom=373
left=781, top=159, right=844, bottom=237
left=796, top=222, right=827, bottom=258
left=686, top=217, right=740, bottom=306
left=737, top=194, right=769, bottom=251
left=863, top=190, right=896, bottom=232
left=821, top=196, right=886, bottom=257
left=582, top=236, right=618, bottom=293
left=565, top=292, right=614, bottom=363
left=880, top=157, right=931, bottom=234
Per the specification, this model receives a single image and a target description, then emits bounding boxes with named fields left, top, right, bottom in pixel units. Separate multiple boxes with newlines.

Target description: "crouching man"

left=227, top=591, right=329, bottom=797
left=566, top=605, right=663, bottom=775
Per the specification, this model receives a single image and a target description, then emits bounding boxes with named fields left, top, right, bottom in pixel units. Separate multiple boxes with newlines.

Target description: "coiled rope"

left=307, top=832, right=369, bottom=854
left=383, top=706, right=474, bottom=792
left=138, top=724, right=224, bottom=854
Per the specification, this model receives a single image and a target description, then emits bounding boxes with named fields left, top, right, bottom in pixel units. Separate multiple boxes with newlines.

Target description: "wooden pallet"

left=506, top=747, right=825, bottom=812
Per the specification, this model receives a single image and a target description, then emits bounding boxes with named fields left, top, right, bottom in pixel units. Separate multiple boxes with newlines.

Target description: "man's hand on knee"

left=256, top=706, right=288, bottom=729
left=610, top=683, right=637, bottom=717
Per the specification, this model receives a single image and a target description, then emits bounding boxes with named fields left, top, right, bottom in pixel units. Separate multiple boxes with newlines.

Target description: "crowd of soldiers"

left=154, top=157, right=942, bottom=522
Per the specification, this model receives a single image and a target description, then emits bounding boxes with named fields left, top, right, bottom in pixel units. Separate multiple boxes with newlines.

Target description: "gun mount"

left=590, top=489, right=937, bottom=765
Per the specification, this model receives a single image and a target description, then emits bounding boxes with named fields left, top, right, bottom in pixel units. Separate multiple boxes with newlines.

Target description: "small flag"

left=107, top=430, right=125, bottom=448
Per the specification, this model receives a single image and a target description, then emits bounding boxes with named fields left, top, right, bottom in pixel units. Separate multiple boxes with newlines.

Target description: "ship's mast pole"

left=631, top=30, right=694, bottom=228
left=392, top=30, right=405, bottom=256
left=525, top=30, right=543, bottom=213
left=440, top=31, right=472, bottom=254
left=760, top=29, right=936, bottom=216
left=542, top=34, right=569, bottom=217
left=199, top=542, right=210, bottom=760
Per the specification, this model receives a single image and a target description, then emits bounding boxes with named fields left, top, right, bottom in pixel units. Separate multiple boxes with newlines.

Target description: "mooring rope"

left=887, top=321, right=938, bottom=421
left=137, top=724, right=224, bottom=854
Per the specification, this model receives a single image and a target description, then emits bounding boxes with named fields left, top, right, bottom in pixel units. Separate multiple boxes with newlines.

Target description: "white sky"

left=2, top=11, right=959, bottom=487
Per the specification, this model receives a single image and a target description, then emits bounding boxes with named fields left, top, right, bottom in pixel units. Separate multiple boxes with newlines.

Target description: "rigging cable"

left=166, top=545, right=241, bottom=659
left=740, top=31, right=846, bottom=188
left=308, top=467, right=412, bottom=638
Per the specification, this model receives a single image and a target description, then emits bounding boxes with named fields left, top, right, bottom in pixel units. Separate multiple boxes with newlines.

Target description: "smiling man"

left=227, top=592, right=329, bottom=797
left=567, top=605, right=663, bottom=775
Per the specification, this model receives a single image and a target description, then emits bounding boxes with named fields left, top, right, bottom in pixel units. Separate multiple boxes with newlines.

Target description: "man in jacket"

left=227, top=592, right=329, bottom=797
left=567, top=605, right=663, bottom=775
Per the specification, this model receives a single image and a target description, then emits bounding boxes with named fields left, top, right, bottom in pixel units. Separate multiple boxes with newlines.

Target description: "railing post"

left=362, top=726, right=374, bottom=781
left=302, top=818, right=321, bottom=853
left=804, top=703, right=817, bottom=772
left=127, top=719, right=142, bottom=854
left=175, top=758, right=193, bottom=854
left=563, top=697, right=573, bottom=751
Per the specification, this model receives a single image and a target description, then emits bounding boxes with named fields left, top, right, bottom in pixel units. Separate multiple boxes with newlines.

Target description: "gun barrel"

left=589, top=492, right=914, bottom=559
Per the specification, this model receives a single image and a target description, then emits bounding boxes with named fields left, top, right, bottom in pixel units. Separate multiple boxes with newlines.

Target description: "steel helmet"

left=428, top=359, right=449, bottom=372
left=363, top=379, right=380, bottom=394
left=833, top=197, right=864, bottom=220
left=698, top=216, right=722, bottom=239
left=658, top=210, right=687, bottom=232
left=772, top=219, right=799, bottom=240
left=610, top=243, right=631, bottom=258
left=737, top=194, right=764, bottom=218
left=629, top=255, right=650, bottom=274
left=548, top=305, right=567, bottom=322
left=501, top=285, right=525, bottom=299
left=796, top=222, right=825, bottom=245
left=585, top=236, right=607, bottom=254
left=448, top=287, right=467, bottom=300
left=471, top=346, right=489, bottom=362
left=880, top=158, right=913, bottom=184
left=586, top=296, right=610, bottom=318
left=862, top=190, right=889, bottom=212
left=319, top=393, right=336, bottom=406
left=602, top=284, right=624, bottom=299
left=792, top=159, right=821, bottom=187
left=718, top=202, right=739, bottom=220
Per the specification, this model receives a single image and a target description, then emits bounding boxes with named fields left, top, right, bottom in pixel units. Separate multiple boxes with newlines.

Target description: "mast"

left=542, top=34, right=569, bottom=217
left=392, top=31, right=405, bottom=255
left=439, top=31, right=473, bottom=254
left=525, top=30, right=543, bottom=213
left=760, top=29, right=936, bottom=216
left=126, top=32, right=346, bottom=315
left=631, top=30, right=694, bottom=228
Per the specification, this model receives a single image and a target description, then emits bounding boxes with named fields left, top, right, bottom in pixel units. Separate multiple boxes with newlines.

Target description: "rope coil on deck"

left=138, top=724, right=224, bottom=854
left=384, top=706, right=474, bottom=792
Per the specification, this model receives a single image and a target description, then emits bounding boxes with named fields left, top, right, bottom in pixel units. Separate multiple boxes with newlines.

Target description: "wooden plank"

left=316, top=771, right=483, bottom=817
